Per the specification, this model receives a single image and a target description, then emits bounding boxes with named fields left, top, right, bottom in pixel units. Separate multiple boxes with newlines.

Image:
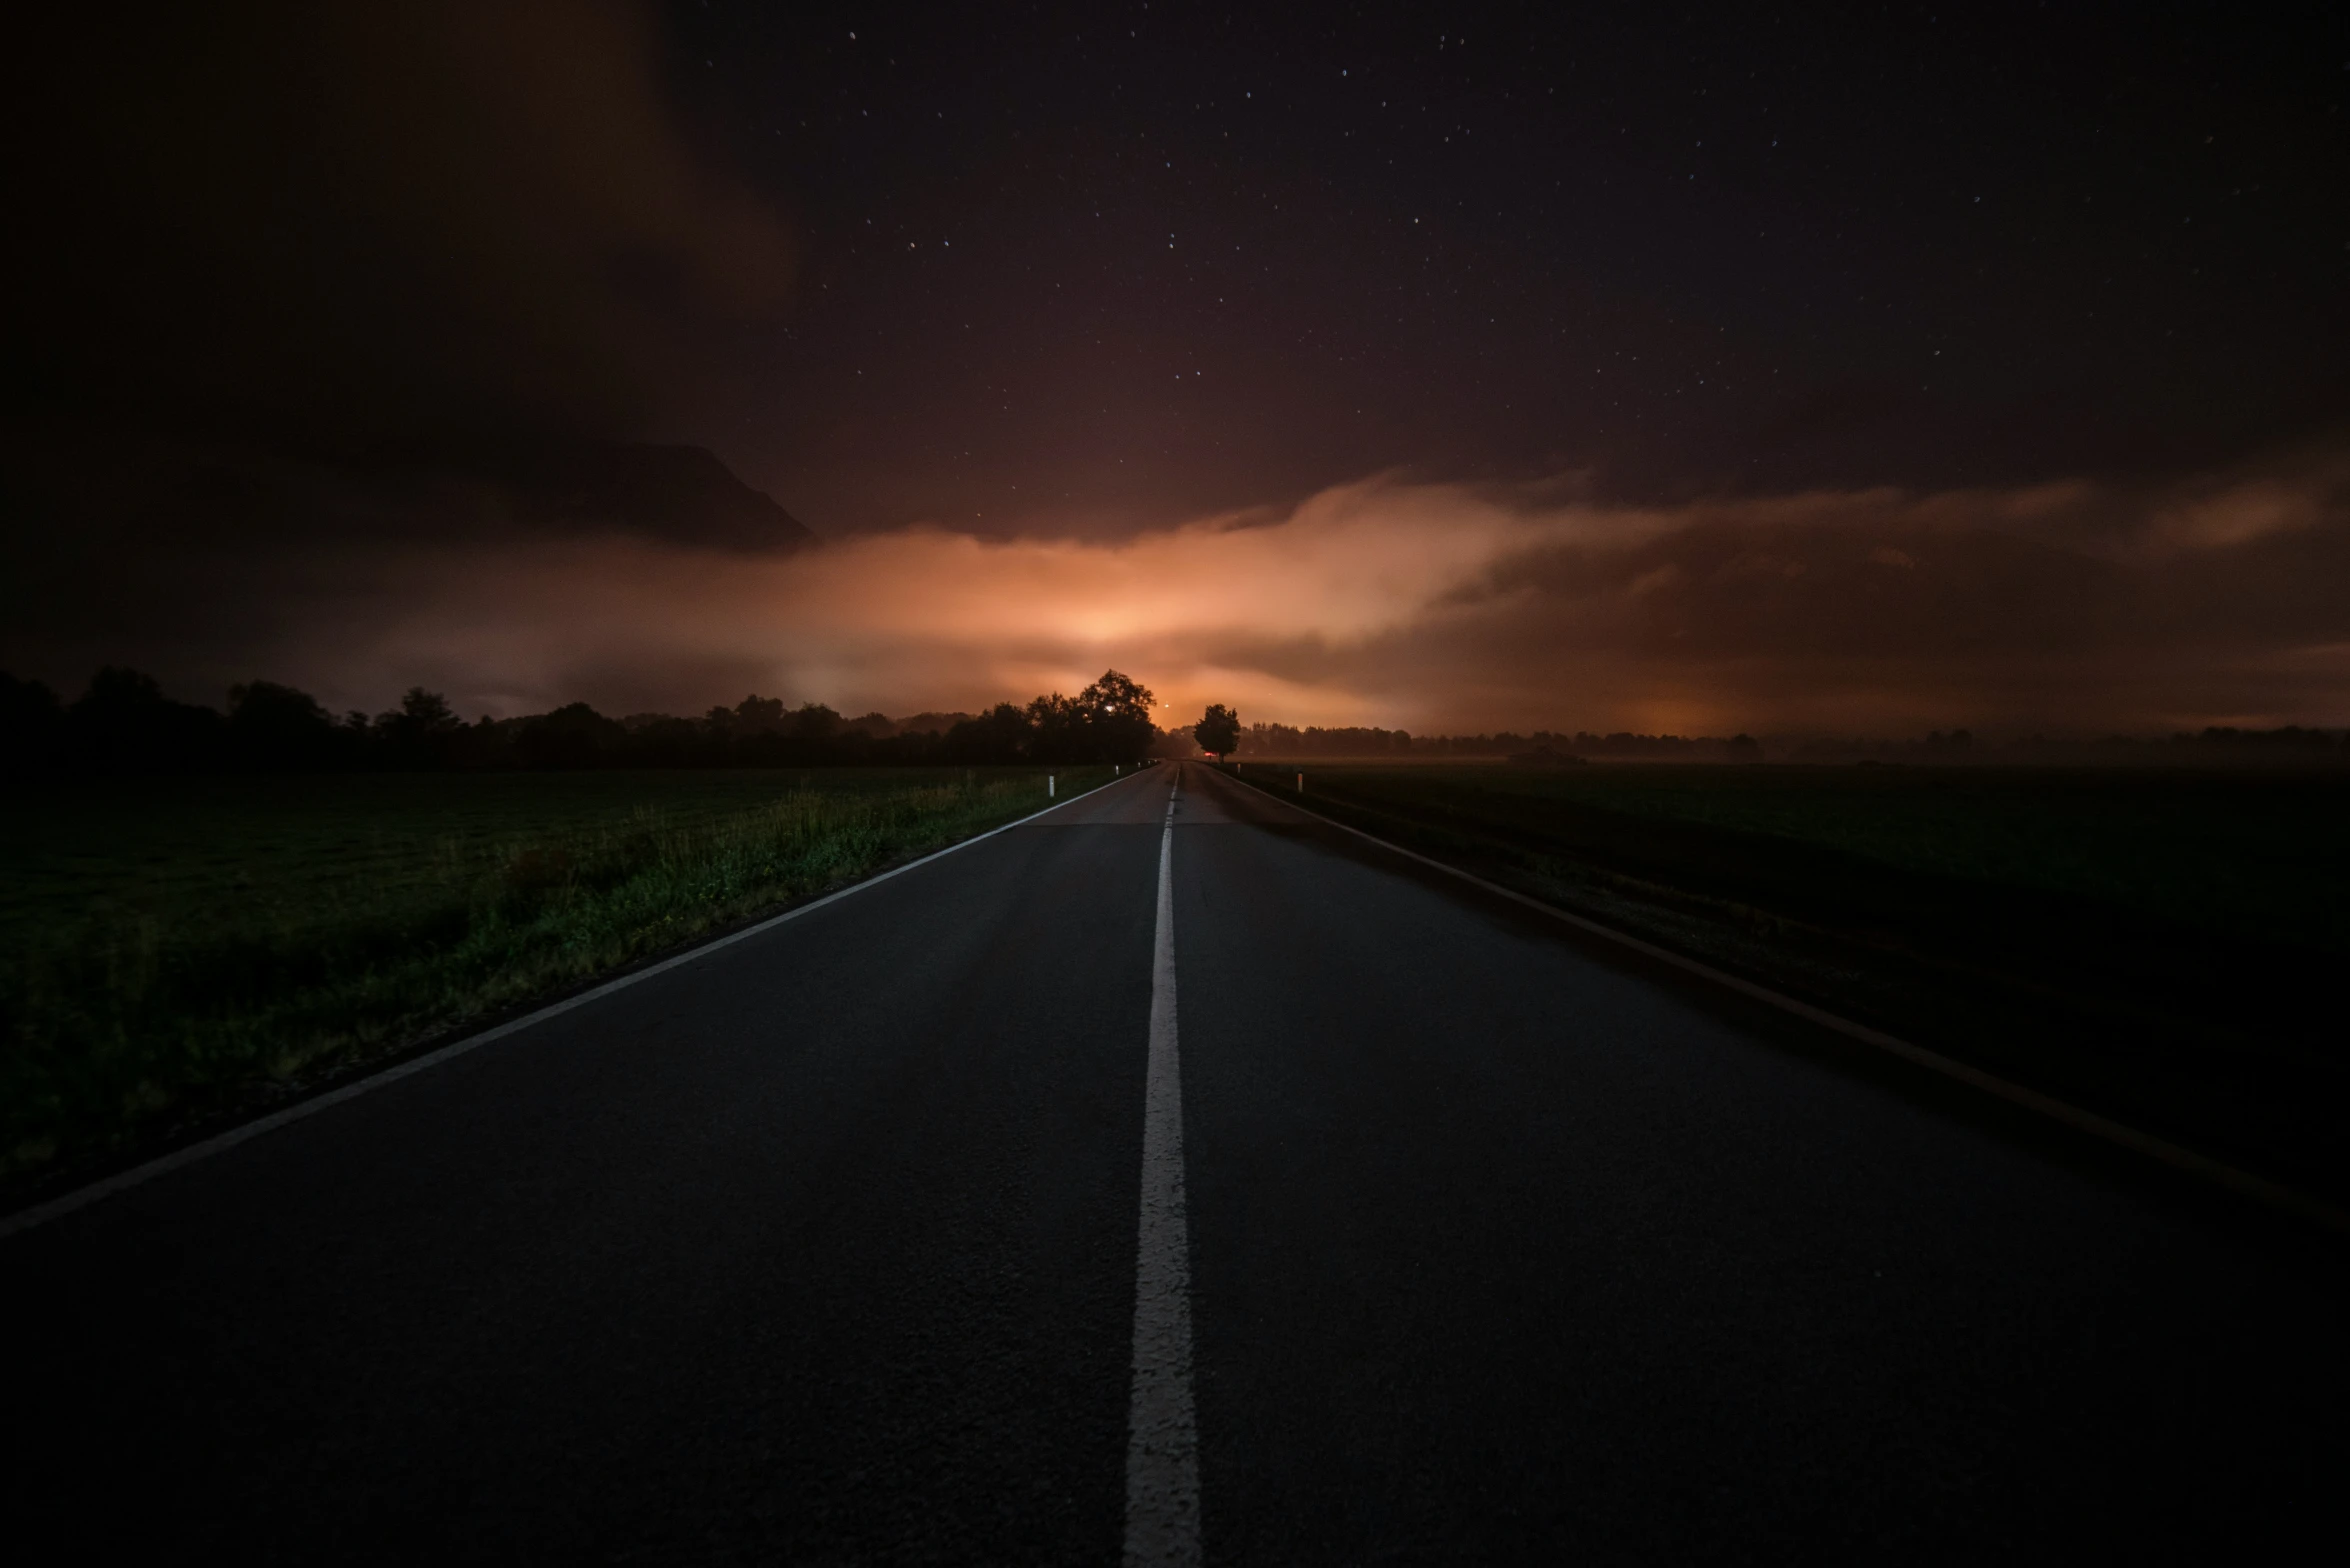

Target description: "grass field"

left=1229, top=761, right=2350, bottom=1200
left=1237, top=761, right=2350, bottom=953
left=0, top=767, right=1112, bottom=1184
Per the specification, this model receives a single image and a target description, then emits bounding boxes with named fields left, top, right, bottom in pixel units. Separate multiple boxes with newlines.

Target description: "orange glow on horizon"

left=296, top=458, right=2350, bottom=734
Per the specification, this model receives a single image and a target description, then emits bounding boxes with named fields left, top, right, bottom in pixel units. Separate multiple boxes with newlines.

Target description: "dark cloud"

left=12, top=448, right=2344, bottom=733
left=1336, top=450, right=2350, bottom=731
left=0, top=1, right=806, bottom=684
left=3, top=0, right=792, bottom=449
left=5, top=3, right=2346, bottom=735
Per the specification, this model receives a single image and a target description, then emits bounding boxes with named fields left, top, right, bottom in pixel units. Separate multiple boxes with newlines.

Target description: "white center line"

left=1124, top=778, right=1201, bottom=1567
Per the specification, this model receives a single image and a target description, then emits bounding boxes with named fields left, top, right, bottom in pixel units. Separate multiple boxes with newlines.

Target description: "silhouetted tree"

left=518, top=702, right=623, bottom=768
left=1011, top=672, right=1160, bottom=763
left=374, top=687, right=463, bottom=768
left=66, top=668, right=224, bottom=771
left=734, top=694, right=787, bottom=734
left=1077, top=670, right=1158, bottom=763
left=622, top=715, right=710, bottom=766
left=1025, top=691, right=1080, bottom=760
left=1193, top=704, right=1240, bottom=757
left=894, top=712, right=975, bottom=738
left=0, top=673, right=66, bottom=775
left=228, top=679, right=345, bottom=769
left=947, top=702, right=1034, bottom=763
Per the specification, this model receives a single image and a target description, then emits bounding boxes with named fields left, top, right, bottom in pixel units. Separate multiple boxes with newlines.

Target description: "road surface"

left=6, top=762, right=2344, bottom=1560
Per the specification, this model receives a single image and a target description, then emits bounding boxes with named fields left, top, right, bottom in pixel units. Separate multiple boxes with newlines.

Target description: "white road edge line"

left=0, top=767, right=1161, bottom=1243
left=1124, top=776, right=1202, bottom=1568
left=1217, top=768, right=2350, bottom=1240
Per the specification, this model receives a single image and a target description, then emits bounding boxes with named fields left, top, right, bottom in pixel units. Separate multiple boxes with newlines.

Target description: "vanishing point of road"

left=7, top=762, right=2344, bottom=1560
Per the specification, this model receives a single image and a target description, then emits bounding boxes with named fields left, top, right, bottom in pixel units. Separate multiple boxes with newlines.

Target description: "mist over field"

left=13, top=446, right=2346, bottom=737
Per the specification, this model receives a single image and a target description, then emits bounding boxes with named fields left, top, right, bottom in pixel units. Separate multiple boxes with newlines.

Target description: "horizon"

left=11, top=659, right=2347, bottom=757
left=5, top=4, right=2348, bottom=735
left=5, top=9, right=2349, bottom=1550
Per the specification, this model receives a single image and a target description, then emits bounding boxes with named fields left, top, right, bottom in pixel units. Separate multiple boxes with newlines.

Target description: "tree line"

left=0, top=667, right=1167, bottom=776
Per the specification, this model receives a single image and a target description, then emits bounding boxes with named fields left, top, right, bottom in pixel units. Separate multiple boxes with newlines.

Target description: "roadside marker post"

left=1049, top=775, right=1055, bottom=797
left=1296, top=772, right=1304, bottom=793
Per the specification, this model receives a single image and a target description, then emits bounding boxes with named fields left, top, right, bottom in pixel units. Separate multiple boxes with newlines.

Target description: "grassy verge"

left=0, top=766, right=1112, bottom=1187
left=1225, top=761, right=2350, bottom=1203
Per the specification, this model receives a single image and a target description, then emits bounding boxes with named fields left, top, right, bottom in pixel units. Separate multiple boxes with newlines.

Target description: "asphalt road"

left=7, top=762, right=2345, bottom=1561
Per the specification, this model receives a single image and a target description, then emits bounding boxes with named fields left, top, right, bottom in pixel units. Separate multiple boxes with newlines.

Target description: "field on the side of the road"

left=1225, top=761, right=2350, bottom=1200
left=1235, top=760, right=2350, bottom=952
left=1, top=767, right=1113, bottom=1184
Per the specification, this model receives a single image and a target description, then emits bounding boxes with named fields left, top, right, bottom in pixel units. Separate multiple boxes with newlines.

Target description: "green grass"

left=0, top=767, right=1111, bottom=1181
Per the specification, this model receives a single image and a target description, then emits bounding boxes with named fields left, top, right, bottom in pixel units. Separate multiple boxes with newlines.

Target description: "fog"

left=22, top=445, right=2340, bottom=735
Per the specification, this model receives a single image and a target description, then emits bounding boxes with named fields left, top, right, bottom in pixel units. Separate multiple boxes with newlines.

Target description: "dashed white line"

left=1124, top=778, right=1201, bottom=1567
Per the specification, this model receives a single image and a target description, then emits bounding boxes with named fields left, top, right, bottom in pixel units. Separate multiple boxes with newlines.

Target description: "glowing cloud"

left=247, top=450, right=2350, bottom=735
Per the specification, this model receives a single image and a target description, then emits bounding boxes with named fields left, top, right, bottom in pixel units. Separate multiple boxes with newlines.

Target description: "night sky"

left=686, top=3, right=2350, bottom=529
left=4, top=2, right=2348, bottom=731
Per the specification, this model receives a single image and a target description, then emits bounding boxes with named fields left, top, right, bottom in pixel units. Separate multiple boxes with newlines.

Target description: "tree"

left=375, top=686, right=461, bottom=767
left=1024, top=691, right=1080, bottom=760
left=1020, top=670, right=1158, bottom=762
left=518, top=702, right=623, bottom=769
left=67, top=667, right=225, bottom=771
left=0, top=672, right=65, bottom=775
left=946, top=702, right=1034, bottom=763
left=1075, top=669, right=1157, bottom=762
left=228, top=679, right=343, bottom=769
left=734, top=694, right=787, bottom=734
left=1193, top=704, right=1240, bottom=757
